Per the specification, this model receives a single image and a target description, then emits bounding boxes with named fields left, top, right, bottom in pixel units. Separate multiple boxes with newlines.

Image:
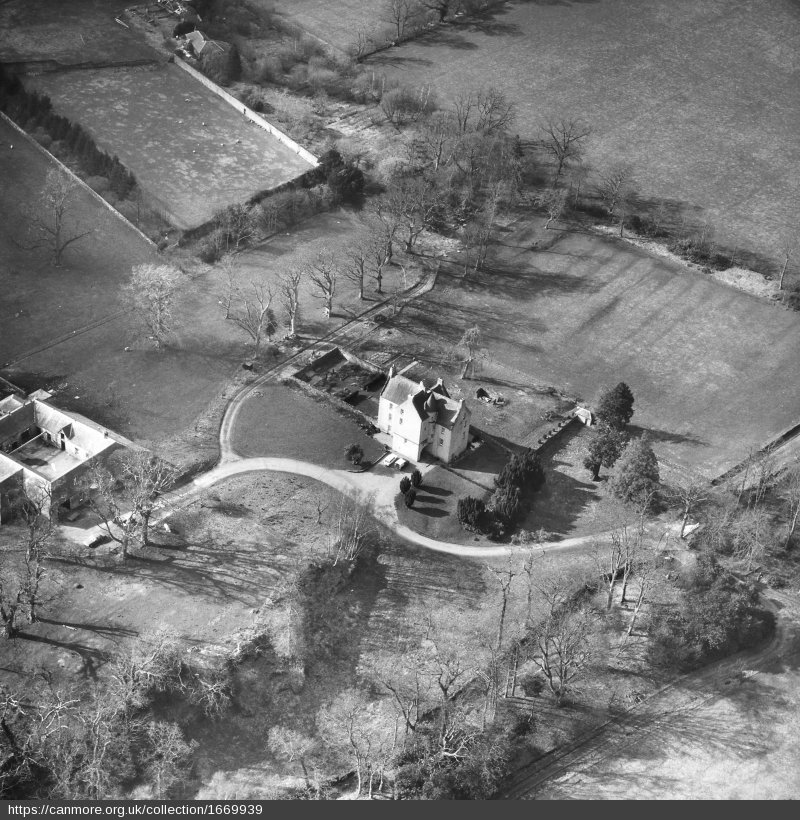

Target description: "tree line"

left=0, top=65, right=137, bottom=201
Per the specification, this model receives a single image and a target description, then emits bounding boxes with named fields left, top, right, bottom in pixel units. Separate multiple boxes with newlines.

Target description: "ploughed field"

left=30, top=63, right=314, bottom=228
left=394, top=223, right=800, bottom=478
left=366, top=0, right=800, bottom=263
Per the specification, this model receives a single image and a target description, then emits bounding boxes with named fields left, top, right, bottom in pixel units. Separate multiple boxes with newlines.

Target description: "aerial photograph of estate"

left=1, top=0, right=799, bottom=803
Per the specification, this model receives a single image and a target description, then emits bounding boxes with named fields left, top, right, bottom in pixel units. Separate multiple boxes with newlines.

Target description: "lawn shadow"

left=13, top=630, right=109, bottom=677
left=61, top=536, right=292, bottom=608
left=419, top=485, right=452, bottom=497
left=628, top=424, right=708, bottom=448
left=411, top=497, right=450, bottom=518
left=526, top=423, right=601, bottom=537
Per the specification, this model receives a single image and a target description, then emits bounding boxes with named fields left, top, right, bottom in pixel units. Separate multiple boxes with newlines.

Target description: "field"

left=362, top=0, right=800, bottom=263
left=0, top=0, right=158, bottom=67
left=0, top=113, right=251, bottom=443
left=0, top=118, right=398, bottom=446
left=30, top=63, right=315, bottom=228
left=383, top=220, right=800, bottom=478
left=266, top=0, right=385, bottom=52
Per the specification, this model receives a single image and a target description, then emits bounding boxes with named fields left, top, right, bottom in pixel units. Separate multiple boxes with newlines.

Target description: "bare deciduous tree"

left=385, top=0, right=423, bottom=40
left=226, top=282, right=276, bottom=357
left=385, top=175, right=441, bottom=252
left=144, top=721, right=197, bottom=799
left=417, top=111, right=460, bottom=171
left=80, top=450, right=175, bottom=559
left=279, top=268, right=303, bottom=337
left=778, top=233, right=797, bottom=290
left=340, top=234, right=371, bottom=301
left=125, top=263, right=184, bottom=349
left=668, top=476, right=708, bottom=539
left=214, top=203, right=256, bottom=253
left=316, top=688, right=396, bottom=798
left=459, top=324, right=482, bottom=379
left=539, top=118, right=592, bottom=185
left=364, top=643, right=436, bottom=738
left=598, top=164, right=634, bottom=217
left=23, top=168, right=92, bottom=266
left=327, top=495, right=377, bottom=566
left=537, top=187, right=568, bottom=230
left=530, top=600, right=593, bottom=705
left=779, top=460, right=800, bottom=550
left=421, top=0, right=460, bottom=22
left=267, top=726, right=319, bottom=792
left=305, top=251, right=338, bottom=319
left=0, top=488, right=53, bottom=637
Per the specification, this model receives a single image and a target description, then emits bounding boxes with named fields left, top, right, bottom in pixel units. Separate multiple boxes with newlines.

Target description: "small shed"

left=575, top=406, right=593, bottom=426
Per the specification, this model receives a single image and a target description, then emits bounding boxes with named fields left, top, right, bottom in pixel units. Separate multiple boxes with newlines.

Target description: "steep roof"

left=381, top=373, right=466, bottom=429
left=381, top=374, right=423, bottom=407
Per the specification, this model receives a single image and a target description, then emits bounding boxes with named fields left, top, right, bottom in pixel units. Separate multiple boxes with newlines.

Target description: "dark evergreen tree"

left=595, top=382, right=635, bottom=430
left=610, top=435, right=660, bottom=505
left=583, top=424, right=628, bottom=481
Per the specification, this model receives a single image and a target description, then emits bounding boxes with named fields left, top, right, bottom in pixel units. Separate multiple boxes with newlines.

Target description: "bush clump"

left=649, top=558, right=774, bottom=670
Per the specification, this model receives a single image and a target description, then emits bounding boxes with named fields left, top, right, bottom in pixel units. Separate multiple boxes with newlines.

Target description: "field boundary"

left=173, top=56, right=318, bottom=167
left=0, top=111, right=157, bottom=248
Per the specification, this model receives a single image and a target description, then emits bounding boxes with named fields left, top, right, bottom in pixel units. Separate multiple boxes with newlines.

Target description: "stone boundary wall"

left=173, top=56, right=318, bottom=167
left=0, top=111, right=157, bottom=248
left=532, top=413, right=582, bottom=456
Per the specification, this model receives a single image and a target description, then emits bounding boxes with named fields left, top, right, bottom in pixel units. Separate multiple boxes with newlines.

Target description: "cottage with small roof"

left=377, top=368, right=471, bottom=464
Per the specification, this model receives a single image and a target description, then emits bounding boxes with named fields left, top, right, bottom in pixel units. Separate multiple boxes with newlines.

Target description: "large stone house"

left=377, top=369, right=471, bottom=464
left=0, top=392, right=125, bottom=523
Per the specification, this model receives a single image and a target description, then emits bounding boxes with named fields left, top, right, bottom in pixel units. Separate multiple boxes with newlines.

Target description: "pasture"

left=366, top=0, right=800, bottom=263
left=266, top=0, right=386, bottom=52
left=0, top=115, right=252, bottom=443
left=0, top=126, right=407, bottom=445
left=30, top=63, right=314, bottom=228
left=388, top=220, right=800, bottom=478
left=0, top=0, right=157, bottom=67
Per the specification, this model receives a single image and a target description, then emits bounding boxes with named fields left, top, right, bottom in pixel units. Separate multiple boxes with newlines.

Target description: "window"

left=439, top=437, right=444, bottom=446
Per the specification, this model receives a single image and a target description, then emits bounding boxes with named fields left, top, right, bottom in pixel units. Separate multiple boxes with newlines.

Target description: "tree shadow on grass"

left=419, top=484, right=452, bottom=497
left=411, top=496, right=450, bottom=518
left=628, top=424, right=708, bottom=448
left=37, top=617, right=139, bottom=641
left=14, top=631, right=109, bottom=677
left=57, top=537, right=291, bottom=607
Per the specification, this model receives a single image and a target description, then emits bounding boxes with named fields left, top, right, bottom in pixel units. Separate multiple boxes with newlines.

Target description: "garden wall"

left=173, top=56, right=318, bottom=167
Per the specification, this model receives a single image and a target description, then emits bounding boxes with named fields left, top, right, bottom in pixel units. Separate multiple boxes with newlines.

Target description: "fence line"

left=0, top=111, right=157, bottom=248
left=173, top=57, right=318, bottom=167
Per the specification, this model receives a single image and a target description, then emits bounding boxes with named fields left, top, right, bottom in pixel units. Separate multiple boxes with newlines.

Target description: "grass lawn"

left=368, top=0, right=800, bottom=262
left=386, top=220, right=800, bottom=478
left=30, top=63, right=314, bottom=228
left=0, top=0, right=158, bottom=67
left=231, top=380, right=384, bottom=467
